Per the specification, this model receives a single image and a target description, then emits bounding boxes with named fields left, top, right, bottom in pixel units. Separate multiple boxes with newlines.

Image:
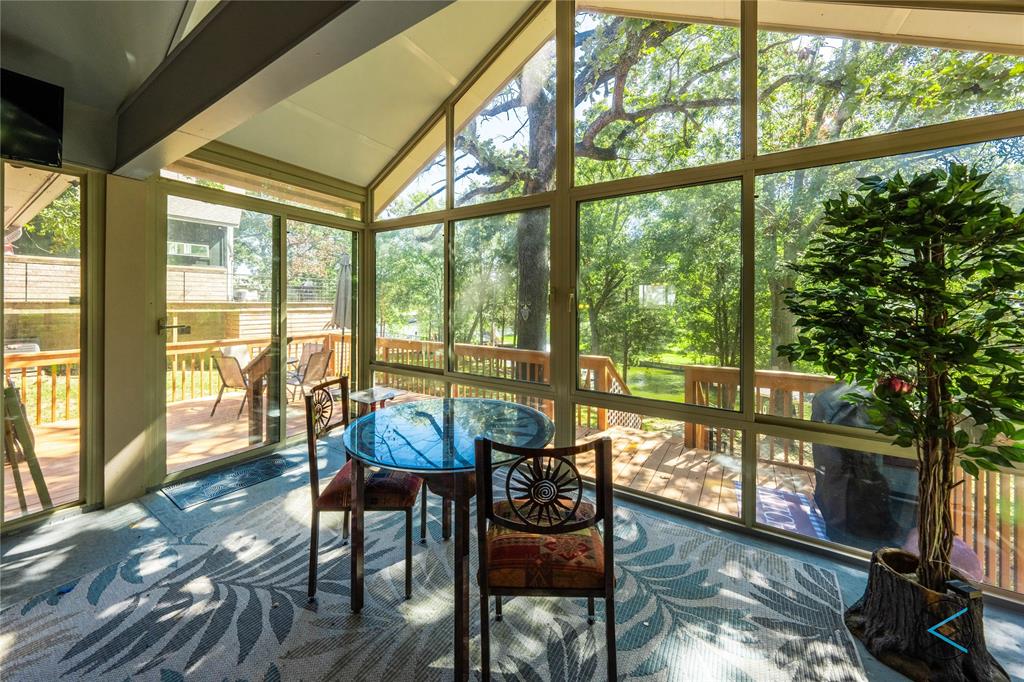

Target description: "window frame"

left=362, top=0, right=1024, bottom=600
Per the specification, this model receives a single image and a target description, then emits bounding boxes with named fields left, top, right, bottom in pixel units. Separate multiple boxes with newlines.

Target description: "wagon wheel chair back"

left=474, top=436, right=616, bottom=681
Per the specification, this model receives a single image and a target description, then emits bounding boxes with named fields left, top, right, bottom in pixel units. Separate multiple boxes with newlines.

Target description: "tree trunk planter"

left=845, top=549, right=1008, bottom=682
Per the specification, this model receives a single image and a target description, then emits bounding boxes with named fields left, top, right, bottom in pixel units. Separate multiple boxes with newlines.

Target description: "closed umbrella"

left=325, top=252, right=351, bottom=331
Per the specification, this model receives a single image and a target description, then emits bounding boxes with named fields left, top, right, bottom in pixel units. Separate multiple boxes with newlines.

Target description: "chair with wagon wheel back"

left=304, top=376, right=423, bottom=602
left=474, top=436, right=616, bottom=681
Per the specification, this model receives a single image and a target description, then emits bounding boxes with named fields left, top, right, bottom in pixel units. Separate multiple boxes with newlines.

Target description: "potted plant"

left=778, top=163, right=1023, bottom=681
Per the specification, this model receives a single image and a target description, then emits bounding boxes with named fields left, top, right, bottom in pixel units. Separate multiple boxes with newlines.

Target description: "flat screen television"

left=1, top=69, right=64, bottom=168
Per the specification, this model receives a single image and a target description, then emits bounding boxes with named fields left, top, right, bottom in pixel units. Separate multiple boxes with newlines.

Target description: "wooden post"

left=683, top=367, right=696, bottom=447
left=596, top=363, right=608, bottom=431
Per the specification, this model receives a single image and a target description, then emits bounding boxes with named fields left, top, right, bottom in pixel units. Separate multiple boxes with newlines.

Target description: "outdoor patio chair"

left=211, top=353, right=249, bottom=418
left=288, top=348, right=332, bottom=400
left=289, top=342, right=323, bottom=381
left=474, top=436, right=616, bottom=681
left=305, top=376, right=423, bottom=602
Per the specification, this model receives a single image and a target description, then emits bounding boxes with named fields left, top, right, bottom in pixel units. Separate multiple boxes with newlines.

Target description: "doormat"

left=734, top=481, right=829, bottom=541
left=161, top=453, right=302, bottom=510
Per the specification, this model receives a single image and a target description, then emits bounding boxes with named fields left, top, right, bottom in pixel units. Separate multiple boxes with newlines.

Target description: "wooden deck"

left=574, top=425, right=815, bottom=518
left=3, top=392, right=307, bottom=520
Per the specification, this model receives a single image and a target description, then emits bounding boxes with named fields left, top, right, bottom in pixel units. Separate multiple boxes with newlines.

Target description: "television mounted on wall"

left=1, top=68, right=64, bottom=168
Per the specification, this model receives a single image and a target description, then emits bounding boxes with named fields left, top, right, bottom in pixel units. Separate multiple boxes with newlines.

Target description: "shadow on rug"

left=0, top=492, right=866, bottom=681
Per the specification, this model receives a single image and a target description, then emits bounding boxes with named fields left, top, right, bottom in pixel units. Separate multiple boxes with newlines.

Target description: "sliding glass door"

left=2, top=162, right=85, bottom=521
left=164, top=195, right=281, bottom=473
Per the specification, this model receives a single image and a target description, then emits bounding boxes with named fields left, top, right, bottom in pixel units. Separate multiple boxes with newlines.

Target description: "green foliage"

left=16, top=184, right=80, bottom=257
left=375, top=225, right=443, bottom=343
left=779, top=164, right=1024, bottom=476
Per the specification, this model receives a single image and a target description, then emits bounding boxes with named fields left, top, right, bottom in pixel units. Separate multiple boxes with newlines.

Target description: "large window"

left=754, top=136, right=1024, bottom=422
left=453, top=8, right=555, bottom=206
left=375, top=224, right=444, bottom=366
left=286, top=220, right=355, bottom=437
left=574, top=6, right=740, bottom=185
left=577, top=181, right=741, bottom=408
left=2, top=163, right=84, bottom=521
left=374, top=120, right=446, bottom=220
left=453, top=209, right=550, bottom=383
left=758, top=27, right=1024, bottom=154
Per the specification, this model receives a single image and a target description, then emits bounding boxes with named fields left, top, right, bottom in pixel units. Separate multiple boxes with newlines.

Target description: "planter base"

left=845, top=549, right=1008, bottom=682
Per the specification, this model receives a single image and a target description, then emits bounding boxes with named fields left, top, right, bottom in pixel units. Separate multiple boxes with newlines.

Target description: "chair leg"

left=405, top=508, right=413, bottom=600
left=420, top=486, right=428, bottom=544
left=605, top=595, right=617, bottom=681
left=210, top=385, right=224, bottom=417
left=495, top=595, right=502, bottom=622
left=479, top=588, right=491, bottom=680
left=237, top=390, right=248, bottom=418
left=588, top=597, right=596, bottom=625
left=307, top=511, right=320, bottom=602
left=341, top=510, right=350, bottom=544
left=442, top=496, right=452, bottom=541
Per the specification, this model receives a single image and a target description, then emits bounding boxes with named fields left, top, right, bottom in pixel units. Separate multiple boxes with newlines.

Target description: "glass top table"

left=339, top=397, right=554, bottom=473
left=332, top=397, right=555, bottom=680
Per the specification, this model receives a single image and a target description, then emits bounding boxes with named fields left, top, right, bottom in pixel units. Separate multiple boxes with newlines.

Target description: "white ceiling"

left=0, top=0, right=187, bottom=113
left=218, top=0, right=532, bottom=188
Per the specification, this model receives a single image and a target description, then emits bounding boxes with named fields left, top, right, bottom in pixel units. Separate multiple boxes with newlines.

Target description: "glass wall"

left=368, top=1, right=1024, bottom=596
left=165, top=196, right=280, bottom=473
left=577, top=181, right=741, bottom=407
left=452, top=208, right=550, bottom=382
left=2, top=163, right=83, bottom=520
left=374, top=120, right=446, bottom=220
left=285, top=220, right=356, bottom=438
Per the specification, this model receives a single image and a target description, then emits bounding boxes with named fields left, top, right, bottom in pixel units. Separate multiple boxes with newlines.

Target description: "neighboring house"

left=3, top=173, right=244, bottom=304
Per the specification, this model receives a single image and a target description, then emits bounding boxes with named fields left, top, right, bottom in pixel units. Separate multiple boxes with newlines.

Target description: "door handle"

left=157, top=318, right=191, bottom=335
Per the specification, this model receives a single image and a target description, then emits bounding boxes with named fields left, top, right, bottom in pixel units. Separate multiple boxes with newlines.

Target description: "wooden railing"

left=684, top=364, right=836, bottom=466
left=5, top=339, right=1019, bottom=593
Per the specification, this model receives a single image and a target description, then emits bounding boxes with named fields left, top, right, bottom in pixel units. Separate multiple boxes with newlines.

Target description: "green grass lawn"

left=624, top=366, right=685, bottom=402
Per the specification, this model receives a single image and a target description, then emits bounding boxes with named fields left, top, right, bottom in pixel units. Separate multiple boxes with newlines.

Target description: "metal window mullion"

left=277, top=212, right=289, bottom=445
left=551, top=0, right=576, bottom=447
left=739, top=0, right=758, bottom=528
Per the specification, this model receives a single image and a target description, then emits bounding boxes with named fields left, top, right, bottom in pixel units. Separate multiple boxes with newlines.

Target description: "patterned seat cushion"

left=485, top=500, right=605, bottom=590
left=316, top=459, right=422, bottom=511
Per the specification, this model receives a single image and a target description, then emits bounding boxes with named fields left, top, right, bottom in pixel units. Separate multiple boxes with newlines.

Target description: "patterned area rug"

left=0, top=489, right=866, bottom=681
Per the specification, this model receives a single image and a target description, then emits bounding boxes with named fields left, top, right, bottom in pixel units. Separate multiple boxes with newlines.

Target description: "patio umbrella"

left=324, top=252, right=351, bottom=331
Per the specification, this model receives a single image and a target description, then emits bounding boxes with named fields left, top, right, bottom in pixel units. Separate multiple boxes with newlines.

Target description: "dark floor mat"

left=161, top=453, right=301, bottom=510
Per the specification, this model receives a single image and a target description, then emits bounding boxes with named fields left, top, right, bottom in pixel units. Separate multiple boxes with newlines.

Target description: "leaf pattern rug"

left=0, top=488, right=867, bottom=681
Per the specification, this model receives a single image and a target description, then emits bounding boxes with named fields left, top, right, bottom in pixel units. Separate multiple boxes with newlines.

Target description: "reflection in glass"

left=344, top=398, right=554, bottom=472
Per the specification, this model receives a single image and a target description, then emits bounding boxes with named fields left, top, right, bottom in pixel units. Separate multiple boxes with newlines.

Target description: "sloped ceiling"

left=218, top=0, right=532, bottom=188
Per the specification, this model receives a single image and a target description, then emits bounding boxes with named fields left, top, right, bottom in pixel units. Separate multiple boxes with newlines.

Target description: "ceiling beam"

left=115, top=0, right=452, bottom=179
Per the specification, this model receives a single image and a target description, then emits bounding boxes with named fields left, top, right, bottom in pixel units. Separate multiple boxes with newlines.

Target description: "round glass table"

left=329, top=398, right=554, bottom=680
left=340, top=397, right=554, bottom=472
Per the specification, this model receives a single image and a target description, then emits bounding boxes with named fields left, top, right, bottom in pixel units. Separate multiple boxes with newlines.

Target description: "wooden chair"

left=474, top=437, right=616, bottom=681
left=305, top=376, right=423, bottom=602
left=210, top=353, right=249, bottom=417
left=289, top=348, right=332, bottom=400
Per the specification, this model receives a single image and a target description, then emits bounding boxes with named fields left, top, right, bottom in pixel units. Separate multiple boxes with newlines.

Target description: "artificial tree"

left=779, top=164, right=1023, bottom=681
